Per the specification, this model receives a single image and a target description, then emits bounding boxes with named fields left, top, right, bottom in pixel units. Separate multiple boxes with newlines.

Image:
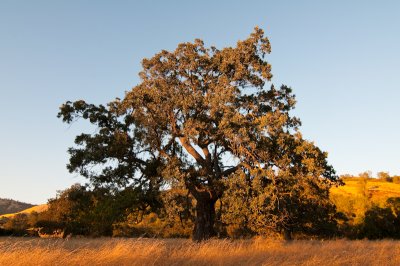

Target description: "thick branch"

left=179, top=137, right=206, bottom=165
left=202, top=146, right=211, bottom=163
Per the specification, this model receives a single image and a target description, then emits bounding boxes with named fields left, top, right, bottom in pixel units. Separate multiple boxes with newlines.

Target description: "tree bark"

left=192, top=194, right=217, bottom=241
left=283, top=228, right=292, bottom=241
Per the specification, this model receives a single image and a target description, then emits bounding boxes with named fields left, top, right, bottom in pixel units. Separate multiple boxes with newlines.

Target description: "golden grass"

left=1, top=237, right=400, bottom=266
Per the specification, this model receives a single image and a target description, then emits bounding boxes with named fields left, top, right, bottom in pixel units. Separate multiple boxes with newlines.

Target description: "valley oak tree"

left=59, top=27, right=340, bottom=241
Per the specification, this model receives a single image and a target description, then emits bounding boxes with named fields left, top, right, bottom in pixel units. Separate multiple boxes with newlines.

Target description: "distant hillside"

left=331, top=178, right=400, bottom=202
left=0, top=204, right=48, bottom=218
left=0, top=198, right=34, bottom=215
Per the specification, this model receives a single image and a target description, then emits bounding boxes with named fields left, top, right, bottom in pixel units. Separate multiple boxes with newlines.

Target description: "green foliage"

left=113, top=186, right=195, bottom=238
left=1, top=214, right=30, bottom=235
left=332, top=175, right=400, bottom=239
left=36, top=184, right=153, bottom=236
left=358, top=198, right=400, bottom=239
left=57, top=99, right=164, bottom=211
left=160, top=188, right=195, bottom=235
left=113, top=211, right=192, bottom=238
left=221, top=136, right=340, bottom=239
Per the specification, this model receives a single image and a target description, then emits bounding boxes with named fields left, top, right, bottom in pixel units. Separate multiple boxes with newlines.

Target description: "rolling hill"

left=330, top=178, right=400, bottom=202
left=0, top=204, right=48, bottom=218
left=0, top=198, right=34, bottom=216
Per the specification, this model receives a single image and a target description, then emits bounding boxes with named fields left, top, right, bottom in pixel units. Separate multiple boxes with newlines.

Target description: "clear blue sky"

left=1, top=1, right=399, bottom=204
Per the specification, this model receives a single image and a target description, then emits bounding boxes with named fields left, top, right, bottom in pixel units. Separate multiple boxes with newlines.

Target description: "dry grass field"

left=1, top=237, right=400, bottom=266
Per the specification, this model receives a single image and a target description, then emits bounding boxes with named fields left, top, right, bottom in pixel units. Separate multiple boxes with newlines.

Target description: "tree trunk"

left=283, top=228, right=292, bottom=241
left=193, top=195, right=216, bottom=241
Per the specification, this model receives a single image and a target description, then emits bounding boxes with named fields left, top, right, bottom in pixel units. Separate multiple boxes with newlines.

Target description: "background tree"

left=1, top=213, right=30, bottom=235
left=37, top=184, right=148, bottom=236
left=359, top=198, right=400, bottom=239
left=377, top=171, right=392, bottom=182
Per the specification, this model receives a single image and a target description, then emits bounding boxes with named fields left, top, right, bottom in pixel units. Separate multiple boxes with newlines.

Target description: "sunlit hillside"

left=331, top=178, right=400, bottom=202
left=0, top=204, right=48, bottom=218
left=330, top=177, right=400, bottom=237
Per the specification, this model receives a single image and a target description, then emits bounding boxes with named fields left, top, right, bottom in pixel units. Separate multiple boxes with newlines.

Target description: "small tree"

left=377, top=171, right=392, bottom=182
left=393, top=176, right=400, bottom=184
left=38, top=184, right=146, bottom=236
left=2, top=213, right=30, bottom=235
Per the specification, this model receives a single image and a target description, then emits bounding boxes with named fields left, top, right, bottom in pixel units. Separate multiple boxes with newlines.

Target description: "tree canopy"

left=59, top=27, right=340, bottom=241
